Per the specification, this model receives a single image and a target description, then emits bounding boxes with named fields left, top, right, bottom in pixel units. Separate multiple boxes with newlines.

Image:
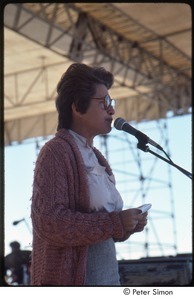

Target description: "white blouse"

left=69, top=130, right=123, bottom=213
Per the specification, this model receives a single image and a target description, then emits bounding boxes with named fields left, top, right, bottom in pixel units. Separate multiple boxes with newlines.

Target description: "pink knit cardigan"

left=30, top=129, right=125, bottom=286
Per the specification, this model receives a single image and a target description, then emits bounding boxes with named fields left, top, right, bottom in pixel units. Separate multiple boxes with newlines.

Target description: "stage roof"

left=4, top=3, right=191, bottom=145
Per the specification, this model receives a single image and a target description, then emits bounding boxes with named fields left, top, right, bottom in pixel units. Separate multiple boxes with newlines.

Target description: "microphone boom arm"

left=114, top=117, right=192, bottom=180
left=137, top=141, right=192, bottom=180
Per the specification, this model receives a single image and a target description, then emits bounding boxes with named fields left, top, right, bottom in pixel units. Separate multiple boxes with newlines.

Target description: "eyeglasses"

left=91, top=94, right=116, bottom=110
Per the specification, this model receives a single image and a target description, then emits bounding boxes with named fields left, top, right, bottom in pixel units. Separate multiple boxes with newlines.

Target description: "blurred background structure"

left=3, top=3, right=192, bottom=285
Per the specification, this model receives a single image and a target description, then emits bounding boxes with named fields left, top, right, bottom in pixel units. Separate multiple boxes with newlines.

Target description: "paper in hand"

left=137, top=203, right=152, bottom=214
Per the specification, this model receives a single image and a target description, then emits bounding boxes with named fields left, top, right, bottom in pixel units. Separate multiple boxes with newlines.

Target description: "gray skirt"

left=85, top=238, right=120, bottom=286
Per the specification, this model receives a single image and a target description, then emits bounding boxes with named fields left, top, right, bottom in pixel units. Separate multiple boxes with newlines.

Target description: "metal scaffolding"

left=4, top=3, right=191, bottom=144
left=98, top=121, right=177, bottom=259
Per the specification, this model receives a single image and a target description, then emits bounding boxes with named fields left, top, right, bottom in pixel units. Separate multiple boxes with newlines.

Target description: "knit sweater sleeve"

left=31, top=140, right=125, bottom=247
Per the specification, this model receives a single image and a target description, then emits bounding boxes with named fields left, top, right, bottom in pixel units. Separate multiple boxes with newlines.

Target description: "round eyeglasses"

left=91, top=94, right=116, bottom=110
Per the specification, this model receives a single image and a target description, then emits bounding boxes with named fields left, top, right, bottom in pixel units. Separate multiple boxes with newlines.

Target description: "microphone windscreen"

left=114, top=117, right=126, bottom=130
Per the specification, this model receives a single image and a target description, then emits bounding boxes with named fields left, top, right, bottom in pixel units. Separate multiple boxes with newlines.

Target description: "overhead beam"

left=4, top=3, right=191, bottom=88
left=4, top=100, right=56, bottom=121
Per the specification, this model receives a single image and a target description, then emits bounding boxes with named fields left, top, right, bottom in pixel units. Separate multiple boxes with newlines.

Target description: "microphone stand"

left=137, top=141, right=192, bottom=180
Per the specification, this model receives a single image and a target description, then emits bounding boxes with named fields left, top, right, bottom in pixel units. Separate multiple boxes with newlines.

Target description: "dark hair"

left=55, top=63, right=114, bottom=130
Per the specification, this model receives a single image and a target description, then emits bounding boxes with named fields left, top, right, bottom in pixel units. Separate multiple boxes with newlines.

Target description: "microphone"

left=114, top=117, right=163, bottom=151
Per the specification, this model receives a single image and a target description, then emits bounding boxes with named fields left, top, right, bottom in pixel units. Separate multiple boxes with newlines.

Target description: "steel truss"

left=4, top=3, right=191, bottom=126
left=4, top=61, right=63, bottom=145
left=99, top=122, right=177, bottom=259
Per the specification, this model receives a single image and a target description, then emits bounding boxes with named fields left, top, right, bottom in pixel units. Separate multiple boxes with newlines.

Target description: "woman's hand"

left=130, top=212, right=148, bottom=234
left=119, top=208, right=148, bottom=235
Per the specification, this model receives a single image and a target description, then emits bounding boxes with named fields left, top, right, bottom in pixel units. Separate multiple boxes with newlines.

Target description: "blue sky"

left=4, top=114, right=192, bottom=259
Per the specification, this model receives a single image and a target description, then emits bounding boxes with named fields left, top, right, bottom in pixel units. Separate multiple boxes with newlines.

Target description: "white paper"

left=137, top=203, right=152, bottom=214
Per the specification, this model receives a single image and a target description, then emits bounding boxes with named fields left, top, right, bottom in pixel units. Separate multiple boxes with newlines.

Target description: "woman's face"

left=71, top=84, right=115, bottom=143
left=82, top=84, right=115, bottom=138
